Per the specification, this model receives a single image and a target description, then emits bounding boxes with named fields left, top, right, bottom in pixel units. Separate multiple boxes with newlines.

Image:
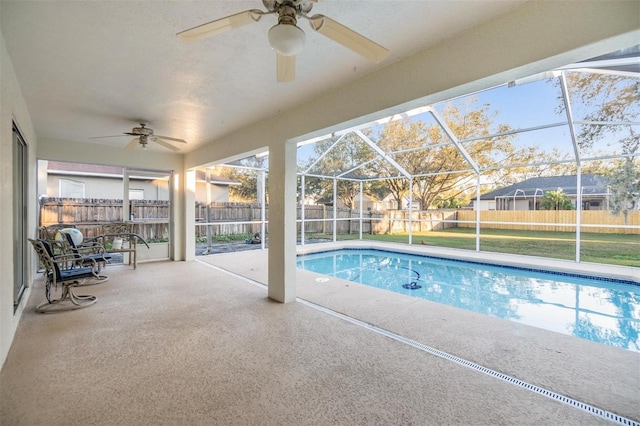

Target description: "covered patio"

left=1, top=1, right=639, bottom=424
left=2, top=249, right=638, bottom=424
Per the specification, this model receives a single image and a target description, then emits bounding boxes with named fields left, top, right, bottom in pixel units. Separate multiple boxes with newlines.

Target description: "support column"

left=181, top=170, right=196, bottom=261
left=475, top=174, right=481, bottom=252
left=268, top=141, right=297, bottom=303
left=122, top=167, right=130, bottom=220
left=300, top=175, right=306, bottom=247
left=333, top=178, right=337, bottom=242
left=359, top=181, right=363, bottom=240
left=408, top=178, right=413, bottom=245
left=205, top=169, right=212, bottom=254
left=260, top=169, right=266, bottom=251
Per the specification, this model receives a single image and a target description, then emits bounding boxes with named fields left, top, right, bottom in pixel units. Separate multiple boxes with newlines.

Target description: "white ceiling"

left=1, top=0, right=528, bottom=153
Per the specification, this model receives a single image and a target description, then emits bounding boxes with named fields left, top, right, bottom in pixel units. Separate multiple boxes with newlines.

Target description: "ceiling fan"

left=91, top=123, right=187, bottom=152
left=177, top=0, right=389, bottom=82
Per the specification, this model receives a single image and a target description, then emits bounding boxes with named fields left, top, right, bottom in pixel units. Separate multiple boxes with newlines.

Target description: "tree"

left=375, top=120, right=426, bottom=209
left=557, top=72, right=639, bottom=219
left=539, top=189, right=574, bottom=210
left=558, top=72, right=638, bottom=155
left=608, top=157, right=640, bottom=224
left=491, top=147, right=574, bottom=186
left=210, top=160, right=266, bottom=203
left=301, top=133, right=376, bottom=209
left=376, top=99, right=525, bottom=210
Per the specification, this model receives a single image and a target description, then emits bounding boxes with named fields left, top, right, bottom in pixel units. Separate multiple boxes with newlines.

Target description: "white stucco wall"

left=194, top=182, right=230, bottom=204
left=0, top=26, right=38, bottom=368
left=46, top=174, right=170, bottom=201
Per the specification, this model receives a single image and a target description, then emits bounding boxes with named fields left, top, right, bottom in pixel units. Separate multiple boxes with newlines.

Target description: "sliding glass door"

left=13, top=124, right=28, bottom=310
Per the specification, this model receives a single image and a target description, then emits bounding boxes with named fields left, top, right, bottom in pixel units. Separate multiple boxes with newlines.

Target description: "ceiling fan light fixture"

left=268, top=23, right=305, bottom=56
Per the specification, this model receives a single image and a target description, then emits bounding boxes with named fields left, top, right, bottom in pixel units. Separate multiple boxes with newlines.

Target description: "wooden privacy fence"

left=383, top=210, right=458, bottom=233
left=457, top=210, right=640, bottom=234
left=39, top=198, right=170, bottom=241
left=195, top=202, right=265, bottom=236
left=195, top=203, right=386, bottom=236
left=41, top=198, right=639, bottom=241
left=297, top=205, right=385, bottom=235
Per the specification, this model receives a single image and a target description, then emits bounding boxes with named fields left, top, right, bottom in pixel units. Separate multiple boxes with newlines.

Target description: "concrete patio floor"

left=1, top=242, right=638, bottom=425
left=198, top=241, right=640, bottom=422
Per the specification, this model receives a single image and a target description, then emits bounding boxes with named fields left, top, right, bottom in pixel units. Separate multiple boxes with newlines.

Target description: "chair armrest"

left=73, top=241, right=107, bottom=255
left=96, top=233, right=150, bottom=249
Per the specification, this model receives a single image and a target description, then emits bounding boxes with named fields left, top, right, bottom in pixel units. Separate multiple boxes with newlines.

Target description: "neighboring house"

left=315, top=194, right=384, bottom=211
left=41, top=160, right=239, bottom=203
left=193, top=170, right=242, bottom=203
left=471, top=174, right=611, bottom=211
left=381, top=194, right=421, bottom=211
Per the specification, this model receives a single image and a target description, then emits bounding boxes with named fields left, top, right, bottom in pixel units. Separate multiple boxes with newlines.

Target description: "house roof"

left=194, top=170, right=241, bottom=186
left=478, top=174, right=610, bottom=200
left=47, top=160, right=123, bottom=177
left=47, top=160, right=239, bottom=186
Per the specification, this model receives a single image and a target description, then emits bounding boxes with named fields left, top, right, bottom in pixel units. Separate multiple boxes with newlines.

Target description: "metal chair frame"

left=29, top=239, right=108, bottom=313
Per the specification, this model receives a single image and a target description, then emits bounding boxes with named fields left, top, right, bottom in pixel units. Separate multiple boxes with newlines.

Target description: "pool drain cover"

left=402, top=282, right=422, bottom=290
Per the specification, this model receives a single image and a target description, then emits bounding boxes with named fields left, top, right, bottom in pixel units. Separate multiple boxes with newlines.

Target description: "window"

left=59, top=179, right=84, bottom=198
left=129, top=189, right=144, bottom=200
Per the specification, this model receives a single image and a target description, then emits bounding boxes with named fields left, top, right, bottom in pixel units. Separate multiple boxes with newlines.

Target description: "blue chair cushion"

left=49, top=266, right=97, bottom=282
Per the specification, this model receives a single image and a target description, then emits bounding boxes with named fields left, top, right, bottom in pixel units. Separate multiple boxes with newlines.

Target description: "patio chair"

left=95, top=223, right=149, bottom=269
left=39, top=224, right=78, bottom=255
left=39, top=223, right=77, bottom=240
left=61, top=231, right=112, bottom=273
left=28, top=238, right=107, bottom=313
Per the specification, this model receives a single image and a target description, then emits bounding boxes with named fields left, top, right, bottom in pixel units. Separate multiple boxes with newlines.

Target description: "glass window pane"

left=128, top=189, right=144, bottom=200
left=59, top=178, right=84, bottom=198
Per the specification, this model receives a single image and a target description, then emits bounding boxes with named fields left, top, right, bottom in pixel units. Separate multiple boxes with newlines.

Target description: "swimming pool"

left=297, top=249, right=640, bottom=352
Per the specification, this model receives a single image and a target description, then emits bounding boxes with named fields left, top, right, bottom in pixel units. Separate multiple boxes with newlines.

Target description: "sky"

left=297, top=69, right=639, bottom=174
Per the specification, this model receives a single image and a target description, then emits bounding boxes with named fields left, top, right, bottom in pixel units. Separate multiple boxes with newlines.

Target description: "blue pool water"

left=297, top=249, right=640, bottom=352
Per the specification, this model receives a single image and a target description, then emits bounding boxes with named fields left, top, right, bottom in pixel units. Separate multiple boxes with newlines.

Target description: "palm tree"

left=539, top=189, right=574, bottom=210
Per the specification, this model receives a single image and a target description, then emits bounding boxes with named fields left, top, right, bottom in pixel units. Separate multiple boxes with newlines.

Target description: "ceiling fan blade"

left=124, top=138, right=139, bottom=151
left=308, top=15, right=389, bottom=63
left=277, top=54, right=295, bottom=83
left=155, top=135, right=187, bottom=143
left=177, top=9, right=264, bottom=43
left=153, top=138, right=181, bottom=152
left=89, top=135, right=127, bottom=139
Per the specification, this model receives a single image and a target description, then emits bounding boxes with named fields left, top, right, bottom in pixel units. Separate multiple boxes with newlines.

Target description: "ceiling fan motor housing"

left=132, top=124, right=154, bottom=136
left=263, top=0, right=314, bottom=14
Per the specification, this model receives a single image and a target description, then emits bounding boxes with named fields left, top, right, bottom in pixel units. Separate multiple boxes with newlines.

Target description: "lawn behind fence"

left=307, top=228, right=640, bottom=268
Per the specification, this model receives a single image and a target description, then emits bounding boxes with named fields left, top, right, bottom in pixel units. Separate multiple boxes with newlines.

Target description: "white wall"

left=46, top=174, right=170, bottom=201
left=0, top=25, right=38, bottom=368
left=194, top=183, right=230, bottom=203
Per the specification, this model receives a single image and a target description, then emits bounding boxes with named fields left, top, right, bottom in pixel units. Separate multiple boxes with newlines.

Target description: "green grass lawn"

left=306, top=228, right=640, bottom=267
